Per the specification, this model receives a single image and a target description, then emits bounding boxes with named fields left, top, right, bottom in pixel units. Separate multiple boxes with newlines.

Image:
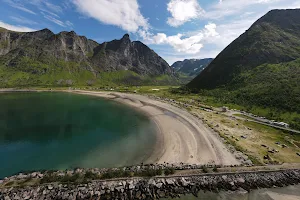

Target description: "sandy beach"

left=70, top=90, right=239, bottom=166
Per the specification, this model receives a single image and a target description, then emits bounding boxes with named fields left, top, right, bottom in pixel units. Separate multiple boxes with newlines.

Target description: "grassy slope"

left=127, top=82, right=300, bottom=130
left=188, top=10, right=300, bottom=89
left=185, top=10, right=300, bottom=129
left=120, top=86, right=300, bottom=163
left=0, top=57, right=180, bottom=87
left=191, top=59, right=300, bottom=129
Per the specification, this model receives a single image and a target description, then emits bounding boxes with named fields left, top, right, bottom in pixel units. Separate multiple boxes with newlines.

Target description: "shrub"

left=164, top=168, right=175, bottom=176
left=202, top=166, right=208, bottom=173
left=40, top=175, right=60, bottom=184
left=60, top=173, right=81, bottom=183
left=84, top=171, right=99, bottom=179
left=213, top=166, right=218, bottom=172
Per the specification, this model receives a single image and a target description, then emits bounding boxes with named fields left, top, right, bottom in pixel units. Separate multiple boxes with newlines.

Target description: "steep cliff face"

left=0, top=28, right=99, bottom=68
left=91, top=34, right=171, bottom=75
left=40, top=31, right=99, bottom=62
left=0, top=28, right=53, bottom=56
left=0, top=28, right=172, bottom=77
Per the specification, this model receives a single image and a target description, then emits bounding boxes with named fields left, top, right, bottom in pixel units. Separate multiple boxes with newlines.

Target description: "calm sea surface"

left=0, top=92, right=157, bottom=178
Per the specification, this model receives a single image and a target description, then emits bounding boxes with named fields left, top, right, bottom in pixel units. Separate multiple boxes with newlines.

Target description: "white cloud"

left=10, top=16, right=37, bottom=25
left=157, top=0, right=300, bottom=64
left=268, top=1, right=300, bottom=10
left=167, top=0, right=204, bottom=27
left=162, top=49, right=218, bottom=65
left=158, top=15, right=261, bottom=63
left=147, top=23, right=218, bottom=54
left=201, top=1, right=300, bottom=48
left=43, top=15, right=73, bottom=28
left=44, top=1, right=63, bottom=13
left=72, top=0, right=149, bottom=32
left=205, top=0, right=285, bottom=19
left=65, top=21, right=74, bottom=27
left=0, top=21, right=36, bottom=32
left=39, top=8, right=60, bottom=18
left=3, top=0, right=36, bottom=15
left=44, top=15, right=65, bottom=27
left=28, top=0, right=63, bottom=14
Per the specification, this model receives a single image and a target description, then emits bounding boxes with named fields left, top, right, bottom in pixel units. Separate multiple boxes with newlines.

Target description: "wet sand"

left=71, top=90, right=239, bottom=166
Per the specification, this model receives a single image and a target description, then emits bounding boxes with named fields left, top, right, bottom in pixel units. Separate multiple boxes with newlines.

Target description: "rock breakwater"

left=1, top=169, right=300, bottom=199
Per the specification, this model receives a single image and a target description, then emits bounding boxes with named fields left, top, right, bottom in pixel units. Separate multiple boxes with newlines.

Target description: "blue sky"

left=0, top=0, right=299, bottom=64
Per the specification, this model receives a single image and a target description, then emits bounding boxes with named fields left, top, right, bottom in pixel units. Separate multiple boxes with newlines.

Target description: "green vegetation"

left=244, top=121, right=300, bottom=144
left=218, top=129, right=263, bottom=165
left=40, top=173, right=84, bottom=184
left=37, top=168, right=176, bottom=185
left=201, top=166, right=208, bottom=173
left=0, top=57, right=181, bottom=87
left=183, top=60, right=300, bottom=130
left=184, top=10, right=300, bottom=130
left=213, top=166, right=218, bottom=172
left=233, top=114, right=253, bottom=120
left=188, top=10, right=300, bottom=89
left=114, top=83, right=300, bottom=130
left=164, top=168, right=175, bottom=176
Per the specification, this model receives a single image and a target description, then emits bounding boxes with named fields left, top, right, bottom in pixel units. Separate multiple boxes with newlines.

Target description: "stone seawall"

left=1, top=169, right=300, bottom=200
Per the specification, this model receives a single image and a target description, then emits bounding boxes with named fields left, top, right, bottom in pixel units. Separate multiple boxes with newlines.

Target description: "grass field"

left=113, top=86, right=300, bottom=164
left=192, top=109, right=300, bottom=164
left=123, top=86, right=300, bottom=131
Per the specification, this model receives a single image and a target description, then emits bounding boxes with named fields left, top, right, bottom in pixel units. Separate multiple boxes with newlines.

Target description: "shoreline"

left=0, top=89, right=240, bottom=166
left=2, top=168, right=300, bottom=199
left=66, top=90, right=166, bottom=165
left=67, top=90, right=240, bottom=166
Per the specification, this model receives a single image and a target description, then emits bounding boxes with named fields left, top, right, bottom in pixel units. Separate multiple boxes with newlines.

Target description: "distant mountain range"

left=172, top=58, right=213, bottom=77
left=187, top=9, right=300, bottom=129
left=0, top=28, right=174, bottom=87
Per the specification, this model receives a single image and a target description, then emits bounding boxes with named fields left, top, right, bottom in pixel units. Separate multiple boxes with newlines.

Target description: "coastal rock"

left=1, top=169, right=300, bottom=200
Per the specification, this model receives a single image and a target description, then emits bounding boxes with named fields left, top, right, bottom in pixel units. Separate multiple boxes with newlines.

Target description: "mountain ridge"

left=188, top=9, right=300, bottom=89
left=0, top=27, right=173, bottom=87
left=185, top=9, right=300, bottom=129
left=172, top=58, right=213, bottom=77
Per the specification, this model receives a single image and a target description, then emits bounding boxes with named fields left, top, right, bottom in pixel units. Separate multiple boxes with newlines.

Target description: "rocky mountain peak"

left=0, top=27, right=172, bottom=77
left=121, top=33, right=130, bottom=40
left=39, top=28, right=53, bottom=34
left=120, top=34, right=131, bottom=46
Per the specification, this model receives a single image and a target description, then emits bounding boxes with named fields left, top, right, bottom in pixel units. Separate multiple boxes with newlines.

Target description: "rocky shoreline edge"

left=1, top=168, right=300, bottom=199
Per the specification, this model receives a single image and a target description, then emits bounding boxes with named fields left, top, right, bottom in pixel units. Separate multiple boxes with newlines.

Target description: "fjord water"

left=0, top=92, right=156, bottom=178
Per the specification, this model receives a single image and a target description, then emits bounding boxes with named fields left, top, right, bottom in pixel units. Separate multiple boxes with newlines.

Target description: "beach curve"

left=70, top=90, right=240, bottom=166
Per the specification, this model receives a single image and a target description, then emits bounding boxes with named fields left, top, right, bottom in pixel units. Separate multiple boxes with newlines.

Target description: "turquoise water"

left=0, top=92, right=157, bottom=178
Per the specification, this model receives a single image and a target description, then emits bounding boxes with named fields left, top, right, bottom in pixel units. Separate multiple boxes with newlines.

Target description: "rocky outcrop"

left=1, top=169, right=300, bottom=199
left=0, top=28, right=54, bottom=56
left=0, top=27, right=172, bottom=76
left=92, top=34, right=171, bottom=75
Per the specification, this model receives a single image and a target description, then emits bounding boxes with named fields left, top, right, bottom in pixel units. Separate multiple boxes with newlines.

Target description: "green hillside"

left=0, top=58, right=179, bottom=87
left=185, top=9, right=300, bottom=129
left=188, top=9, right=300, bottom=89
left=0, top=28, right=176, bottom=87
